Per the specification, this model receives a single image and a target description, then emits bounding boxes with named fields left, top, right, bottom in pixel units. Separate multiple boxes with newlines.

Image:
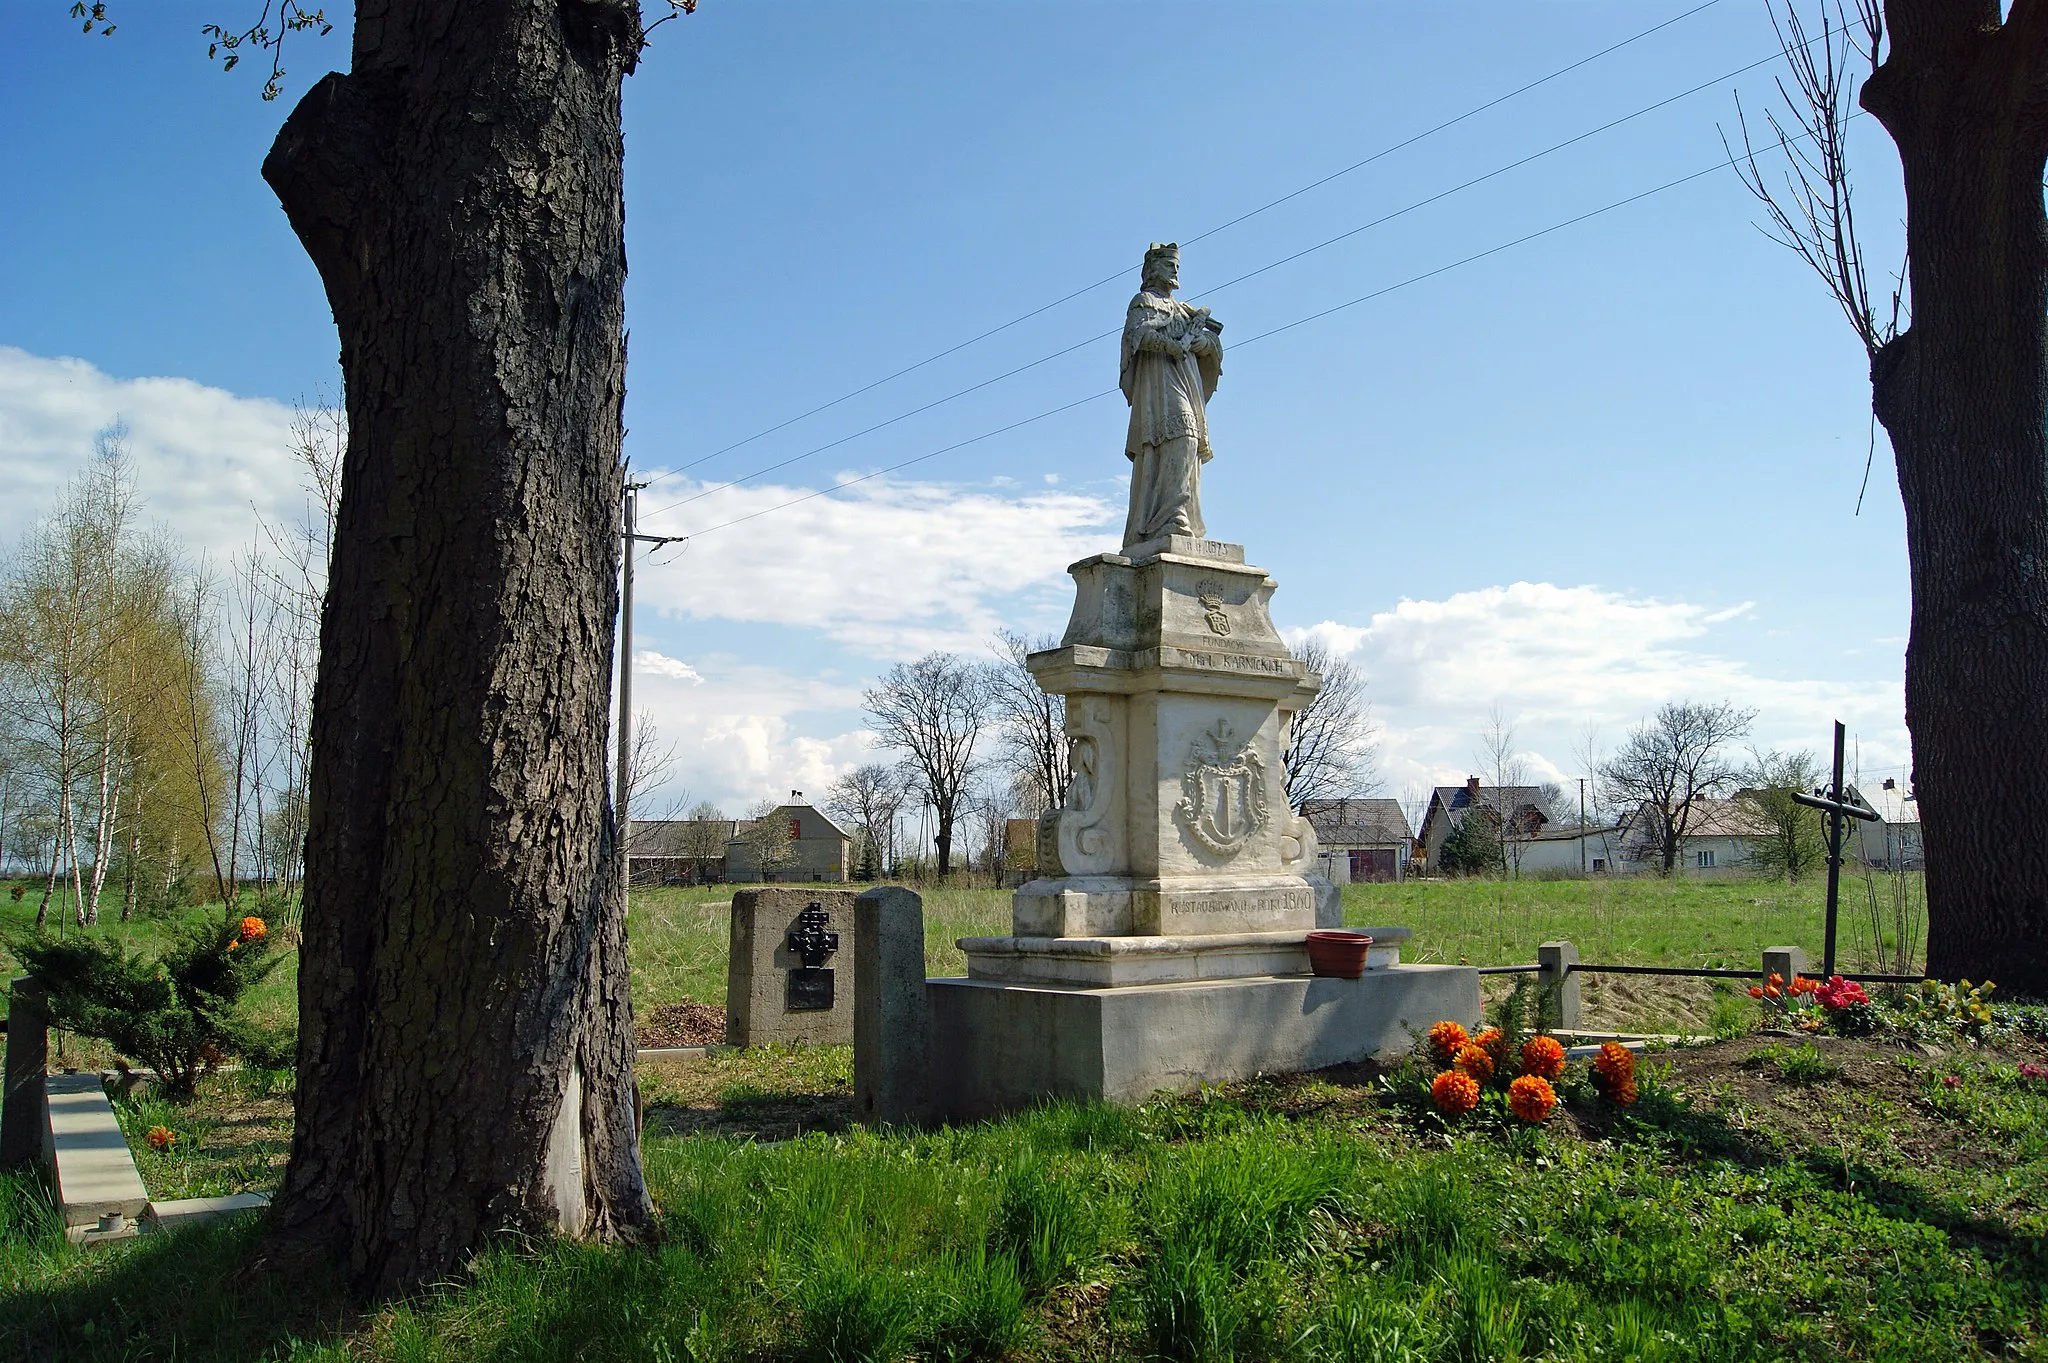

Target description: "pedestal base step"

left=927, top=963, right=1478, bottom=1119
left=961, top=927, right=1409, bottom=987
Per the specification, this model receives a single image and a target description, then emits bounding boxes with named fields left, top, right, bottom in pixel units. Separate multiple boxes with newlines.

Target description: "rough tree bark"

left=252, top=0, right=651, bottom=1295
left=1862, top=2, right=2048, bottom=997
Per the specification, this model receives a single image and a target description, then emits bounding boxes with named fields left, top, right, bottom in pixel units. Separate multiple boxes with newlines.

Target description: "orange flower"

left=1748, top=985, right=1765, bottom=999
left=238, top=915, right=268, bottom=944
left=1452, top=1043, right=1495, bottom=1083
left=1766, top=972, right=1784, bottom=987
left=1763, top=984, right=1780, bottom=999
left=1790, top=975, right=1817, bottom=996
left=1507, top=1074, right=1557, bottom=1122
left=1520, top=1035, right=1567, bottom=1080
left=144, top=1125, right=175, bottom=1151
left=1427, top=1020, right=1470, bottom=1064
left=1431, top=1069, right=1480, bottom=1116
left=1592, top=1042, right=1637, bottom=1104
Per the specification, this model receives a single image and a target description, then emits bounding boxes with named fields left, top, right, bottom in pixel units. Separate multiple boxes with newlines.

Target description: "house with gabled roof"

left=1416, top=777, right=1559, bottom=872
left=1302, top=797, right=1414, bottom=883
left=724, top=794, right=854, bottom=883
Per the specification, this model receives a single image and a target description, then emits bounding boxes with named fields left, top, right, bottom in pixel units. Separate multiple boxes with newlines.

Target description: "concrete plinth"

left=927, top=963, right=1478, bottom=1119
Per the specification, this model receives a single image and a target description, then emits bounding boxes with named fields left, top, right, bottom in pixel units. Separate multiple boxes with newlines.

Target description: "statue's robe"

left=1120, top=289, right=1222, bottom=546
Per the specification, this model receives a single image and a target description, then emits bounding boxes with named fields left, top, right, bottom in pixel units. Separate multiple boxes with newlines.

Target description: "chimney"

left=1465, top=776, right=1480, bottom=797
left=791, top=789, right=803, bottom=801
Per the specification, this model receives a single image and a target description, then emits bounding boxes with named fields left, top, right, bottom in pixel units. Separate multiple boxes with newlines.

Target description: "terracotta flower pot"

left=1305, top=930, right=1374, bottom=979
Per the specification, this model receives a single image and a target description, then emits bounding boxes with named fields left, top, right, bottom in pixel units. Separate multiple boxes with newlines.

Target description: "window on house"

left=789, top=818, right=804, bottom=841
left=1591, top=858, right=1606, bottom=872
left=1696, top=849, right=1716, bottom=869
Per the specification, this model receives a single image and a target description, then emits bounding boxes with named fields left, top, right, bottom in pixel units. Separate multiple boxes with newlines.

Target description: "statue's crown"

left=1143, top=241, right=1179, bottom=270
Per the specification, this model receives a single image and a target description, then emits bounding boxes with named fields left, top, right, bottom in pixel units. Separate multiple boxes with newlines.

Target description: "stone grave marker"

left=725, top=888, right=859, bottom=1046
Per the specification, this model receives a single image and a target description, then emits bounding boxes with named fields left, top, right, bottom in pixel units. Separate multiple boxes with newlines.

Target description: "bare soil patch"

left=635, top=1000, right=726, bottom=1048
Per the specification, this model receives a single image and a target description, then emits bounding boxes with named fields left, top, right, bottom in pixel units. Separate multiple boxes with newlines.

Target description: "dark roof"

left=1302, top=797, right=1412, bottom=845
left=1420, top=784, right=1560, bottom=846
left=1431, top=784, right=1557, bottom=819
left=626, top=819, right=738, bottom=857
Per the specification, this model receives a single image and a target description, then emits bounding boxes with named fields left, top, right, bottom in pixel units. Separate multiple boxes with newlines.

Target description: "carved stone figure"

left=1121, top=242, right=1223, bottom=546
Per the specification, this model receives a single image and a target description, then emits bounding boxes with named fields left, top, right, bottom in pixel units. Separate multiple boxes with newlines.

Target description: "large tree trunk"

left=1864, top=3, right=2048, bottom=997
left=253, top=0, right=650, bottom=1296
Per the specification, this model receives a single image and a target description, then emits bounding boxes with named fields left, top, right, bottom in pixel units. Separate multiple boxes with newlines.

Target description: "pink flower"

left=1941, top=1075, right=1961, bottom=1089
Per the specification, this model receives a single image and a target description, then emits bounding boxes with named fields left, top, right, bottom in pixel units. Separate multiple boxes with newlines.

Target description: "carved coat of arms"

left=1174, top=720, right=1268, bottom=858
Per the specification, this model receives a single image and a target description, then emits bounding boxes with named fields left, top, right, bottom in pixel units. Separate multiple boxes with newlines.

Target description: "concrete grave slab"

left=46, top=1073, right=149, bottom=1229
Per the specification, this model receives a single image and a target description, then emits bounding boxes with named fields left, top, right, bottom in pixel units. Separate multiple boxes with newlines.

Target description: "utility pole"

left=1578, top=777, right=1587, bottom=876
left=615, top=480, right=685, bottom=868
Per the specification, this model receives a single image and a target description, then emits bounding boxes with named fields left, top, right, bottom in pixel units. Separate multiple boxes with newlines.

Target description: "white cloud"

left=633, top=650, right=703, bottom=683
left=0, top=346, right=306, bottom=561
left=1293, top=582, right=1907, bottom=801
left=632, top=474, right=1119, bottom=657
left=625, top=654, right=875, bottom=814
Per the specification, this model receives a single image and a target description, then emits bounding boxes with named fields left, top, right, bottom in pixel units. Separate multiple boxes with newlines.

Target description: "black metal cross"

left=786, top=902, right=839, bottom=969
left=1789, top=720, right=1883, bottom=978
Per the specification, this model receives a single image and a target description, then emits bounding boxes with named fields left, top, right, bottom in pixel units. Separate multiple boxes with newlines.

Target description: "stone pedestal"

left=922, top=537, right=1479, bottom=1119
left=966, top=536, right=1323, bottom=987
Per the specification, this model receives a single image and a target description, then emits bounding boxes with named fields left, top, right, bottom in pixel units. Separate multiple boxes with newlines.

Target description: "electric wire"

left=661, top=115, right=1856, bottom=546
left=634, top=0, right=1727, bottom=493
left=640, top=22, right=1831, bottom=523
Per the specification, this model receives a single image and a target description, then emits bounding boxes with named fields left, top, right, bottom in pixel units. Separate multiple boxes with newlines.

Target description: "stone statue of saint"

left=1121, top=242, right=1223, bottom=547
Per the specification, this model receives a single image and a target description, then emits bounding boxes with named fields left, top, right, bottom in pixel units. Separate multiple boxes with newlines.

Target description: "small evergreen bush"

left=10, top=915, right=293, bottom=1101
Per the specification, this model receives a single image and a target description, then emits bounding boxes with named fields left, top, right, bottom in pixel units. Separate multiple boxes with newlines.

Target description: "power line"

left=642, top=26, right=1820, bottom=523
left=657, top=116, right=1851, bottom=547
left=637, top=0, right=1726, bottom=492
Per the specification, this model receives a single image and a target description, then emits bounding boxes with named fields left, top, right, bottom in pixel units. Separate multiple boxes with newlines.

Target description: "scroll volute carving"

left=1055, top=696, right=1123, bottom=876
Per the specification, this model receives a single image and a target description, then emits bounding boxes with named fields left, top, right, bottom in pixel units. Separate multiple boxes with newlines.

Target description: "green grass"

left=1340, top=874, right=1914, bottom=972
left=7, top=1032, right=2048, bottom=1361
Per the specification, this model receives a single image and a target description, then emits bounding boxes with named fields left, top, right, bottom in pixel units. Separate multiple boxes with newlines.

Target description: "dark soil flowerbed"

left=634, top=999, right=725, bottom=1048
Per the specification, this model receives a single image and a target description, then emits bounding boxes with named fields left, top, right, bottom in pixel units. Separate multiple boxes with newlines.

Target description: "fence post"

left=1537, top=942, right=1580, bottom=1031
left=1, top=977, right=50, bottom=1169
left=1761, top=945, right=1807, bottom=986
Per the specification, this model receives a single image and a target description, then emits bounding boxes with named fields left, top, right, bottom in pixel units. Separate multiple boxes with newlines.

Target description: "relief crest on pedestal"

left=1174, top=720, right=1269, bottom=858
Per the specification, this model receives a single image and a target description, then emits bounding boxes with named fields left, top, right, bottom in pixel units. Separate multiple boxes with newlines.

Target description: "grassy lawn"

left=4, top=1019, right=2044, bottom=1361
left=3, top=871, right=1927, bottom=1062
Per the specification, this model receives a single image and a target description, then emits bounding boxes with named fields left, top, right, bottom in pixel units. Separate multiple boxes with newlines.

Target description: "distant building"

left=1849, top=780, right=1923, bottom=870
left=1617, top=797, right=1776, bottom=878
left=1417, top=777, right=1559, bottom=873
left=1302, top=797, right=1413, bottom=883
left=628, top=794, right=854, bottom=885
left=1512, top=821, right=1627, bottom=876
left=625, top=817, right=739, bottom=886
left=723, top=796, right=854, bottom=884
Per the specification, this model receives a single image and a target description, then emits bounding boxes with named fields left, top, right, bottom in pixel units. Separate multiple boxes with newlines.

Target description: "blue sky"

left=0, top=2, right=1914, bottom=821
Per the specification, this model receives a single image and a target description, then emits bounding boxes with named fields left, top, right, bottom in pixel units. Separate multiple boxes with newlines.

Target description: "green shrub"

left=10, top=915, right=293, bottom=1100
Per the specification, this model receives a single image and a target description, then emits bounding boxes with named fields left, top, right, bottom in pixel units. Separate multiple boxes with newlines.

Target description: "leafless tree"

left=986, top=630, right=1068, bottom=817
left=620, top=708, right=683, bottom=854
left=680, top=799, right=729, bottom=883
left=1282, top=638, right=1380, bottom=810
left=826, top=763, right=904, bottom=878
left=1726, top=0, right=1901, bottom=365
left=863, top=652, right=993, bottom=879
left=1598, top=701, right=1757, bottom=875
